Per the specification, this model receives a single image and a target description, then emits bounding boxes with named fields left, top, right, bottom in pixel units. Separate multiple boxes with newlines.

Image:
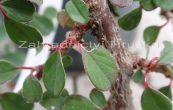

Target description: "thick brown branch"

left=87, top=0, right=135, bottom=110
left=86, top=0, right=173, bottom=110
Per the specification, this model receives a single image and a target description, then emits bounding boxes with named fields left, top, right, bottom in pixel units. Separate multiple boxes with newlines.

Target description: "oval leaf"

left=140, top=0, right=157, bottom=11
left=40, top=89, right=69, bottom=110
left=133, top=69, right=144, bottom=83
left=63, top=95, right=96, bottom=110
left=2, top=0, right=35, bottom=22
left=159, top=41, right=173, bottom=64
left=89, top=88, right=106, bottom=108
left=1, top=93, right=34, bottom=110
left=65, top=0, right=89, bottom=24
left=144, top=26, right=160, bottom=46
left=118, top=8, right=142, bottom=30
left=43, top=52, right=66, bottom=96
left=0, top=60, right=18, bottom=85
left=22, top=76, right=43, bottom=103
left=44, top=7, right=57, bottom=19
left=31, top=15, right=54, bottom=36
left=4, top=17, right=43, bottom=47
left=141, top=88, right=172, bottom=110
left=159, top=86, right=172, bottom=100
left=82, top=47, right=118, bottom=91
left=153, top=0, right=173, bottom=11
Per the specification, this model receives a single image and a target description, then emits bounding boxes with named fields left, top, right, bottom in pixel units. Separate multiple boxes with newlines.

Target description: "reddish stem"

left=144, top=70, right=149, bottom=88
left=17, top=66, right=36, bottom=76
left=144, top=57, right=159, bottom=88
left=17, top=66, right=35, bottom=70
left=160, top=18, right=170, bottom=28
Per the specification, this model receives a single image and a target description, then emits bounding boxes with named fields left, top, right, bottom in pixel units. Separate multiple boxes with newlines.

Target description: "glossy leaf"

left=144, top=26, right=160, bottom=46
left=23, top=76, right=43, bottom=103
left=43, top=52, right=66, bottom=96
left=40, top=89, right=69, bottom=110
left=44, top=7, right=57, bottom=19
left=82, top=47, right=117, bottom=91
left=140, top=0, right=157, bottom=11
left=57, top=10, right=75, bottom=28
left=159, top=41, right=173, bottom=64
left=0, top=60, right=18, bottom=85
left=89, top=88, right=106, bottom=108
left=31, top=15, right=54, bottom=36
left=2, top=0, right=35, bottom=22
left=1, top=93, right=34, bottom=110
left=65, top=0, right=89, bottom=24
left=63, top=95, right=96, bottom=110
left=118, top=8, right=142, bottom=30
left=153, top=0, right=173, bottom=11
left=141, top=88, right=172, bottom=110
left=159, top=86, right=172, bottom=100
left=4, top=17, right=43, bottom=47
left=133, top=69, right=144, bottom=83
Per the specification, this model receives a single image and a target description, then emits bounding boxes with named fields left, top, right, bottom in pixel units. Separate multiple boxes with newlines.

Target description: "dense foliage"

left=0, top=0, right=173, bottom=110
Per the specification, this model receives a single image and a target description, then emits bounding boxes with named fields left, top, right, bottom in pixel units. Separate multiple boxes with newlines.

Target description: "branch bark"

left=86, top=0, right=173, bottom=110
left=87, top=0, right=135, bottom=110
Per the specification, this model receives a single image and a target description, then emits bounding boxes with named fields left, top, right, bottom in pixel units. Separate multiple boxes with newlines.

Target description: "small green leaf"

left=65, top=0, right=89, bottom=24
left=118, top=8, right=142, bottom=30
left=43, top=52, right=66, bottom=96
left=40, top=89, right=69, bottom=110
left=144, top=26, right=160, bottom=46
left=0, top=60, right=18, bottom=85
left=153, top=0, right=173, bottom=11
left=89, top=88, right=106, bottom=108
left=31, top=15, right=54, bottom=36
left=159, top=41, right=173, bottom=64
left=133, top=69, right=144, bottom=83
left=1, top=93, right=34, bottom=110
left=43, top=7, right=57, bottom=19
left=82, top=47, right=118, bottom=91
left=141, top=88, right=172, bottom=110
left=22, top=76, right=43, bottom=103
left=4, top=17, right=43, bottom=47
left=62, top=55, right=73, bottom=67
left=140, top=0, right=157, bottom=11
left=2, top=0, right=35, bottom=22
left=159, top=86, right=172, bottom=100
left=63, top=95, right=97, bottom=110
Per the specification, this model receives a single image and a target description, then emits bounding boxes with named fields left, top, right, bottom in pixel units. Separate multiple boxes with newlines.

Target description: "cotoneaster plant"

left=0, top=0, right=173, bottom=110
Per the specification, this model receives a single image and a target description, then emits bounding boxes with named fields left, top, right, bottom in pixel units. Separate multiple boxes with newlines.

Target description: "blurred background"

left=0, top=0, right=173, bottom=110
